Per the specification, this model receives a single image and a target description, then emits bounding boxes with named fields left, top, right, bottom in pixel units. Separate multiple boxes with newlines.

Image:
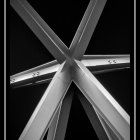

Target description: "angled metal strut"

left=10, top=0, right=130, bottom=140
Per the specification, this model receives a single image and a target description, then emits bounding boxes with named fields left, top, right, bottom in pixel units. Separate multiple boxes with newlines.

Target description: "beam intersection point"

left=10, top=0, right=130, bottom=140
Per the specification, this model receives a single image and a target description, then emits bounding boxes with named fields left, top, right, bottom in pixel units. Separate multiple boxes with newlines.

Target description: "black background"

left=8, top=0, right=132, bottom=139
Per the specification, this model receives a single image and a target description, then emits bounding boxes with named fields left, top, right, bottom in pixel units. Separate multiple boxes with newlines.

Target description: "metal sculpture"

left=10, top=0, right=130, bottom=139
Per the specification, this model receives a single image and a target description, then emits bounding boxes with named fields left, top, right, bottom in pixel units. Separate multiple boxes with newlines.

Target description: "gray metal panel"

left=18, top=62, right=72, bottom=140
left=73, top=60, right=130, bottom=140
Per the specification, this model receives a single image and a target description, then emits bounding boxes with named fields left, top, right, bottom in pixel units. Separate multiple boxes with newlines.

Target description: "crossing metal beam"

left=18, top=62, right=72, bottom=140
left=73, top=60, right=130, bottom=140
left=10, top=0, right=130, bottom=140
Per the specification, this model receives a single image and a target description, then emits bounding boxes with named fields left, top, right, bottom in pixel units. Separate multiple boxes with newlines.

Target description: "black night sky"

left=9, top=0, right=132, bottom=139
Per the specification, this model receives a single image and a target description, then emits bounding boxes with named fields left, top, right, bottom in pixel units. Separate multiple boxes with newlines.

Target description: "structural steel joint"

left=10, top=0, right=130, bottom=140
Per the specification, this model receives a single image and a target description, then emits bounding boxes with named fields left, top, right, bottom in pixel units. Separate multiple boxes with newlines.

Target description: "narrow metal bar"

left=95, top=111, right=121, bottom=140
left=10, top=0, right=69, bottom=63
left=91, top=65, right=130, bottom=75
left=82, top=54, right=130, bottom=62
left=11, top=78, right=52, bottom=89
left=46, top=103, right=62, bottom=140
left=52, top=89, right=73, bottom=140
left=69, top=0, right=97, bottom=53
left=10, top=61, right=59, bottom=88
left=10, top=60, right=58, bottom=79
left=10, top=54, right=130, bottom=87
left=78, top=93, right=109, bottom=140
left=73, top=60, right=130, bottom=140
left=81, top=55, right=130, bottom=74
left=70, top=0, right=107, bottom=60
left=18, top=62, right=72, bottom=140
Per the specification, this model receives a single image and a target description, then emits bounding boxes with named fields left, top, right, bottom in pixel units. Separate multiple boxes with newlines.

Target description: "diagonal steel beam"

left=81, top=54, right=130, bottom=66
left=96, top=111, right=121, bottom=140
left=70, top=0, right=107, bottom=60
left=73, top=60, right=130, bottom=140
left=46, top=103, right=62, bottom=140
left=43, top=83, right=73, bottom=140
left=10, top=60, right=59, bottom=88
left=10, top=60, right=58, bottom=79
left=78, top=93, right=109, bottom=140
left=69, top=0, right=97, bottom=53
left=18, top=62, right=72, bottom=140
left=90, top=64, right=130, bottom=75
left=51, top=89, right=73, bottom=140
left=10, top=0, right=69, bottom=63
left=82, top=54, right=130, bottom=74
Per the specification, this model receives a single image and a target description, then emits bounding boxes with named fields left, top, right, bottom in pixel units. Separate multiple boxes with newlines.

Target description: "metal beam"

left=10, top=78, right=52, bottom=89
left=10, top=60, right=58, bottom=79
left=10, top=0, right=69, bottom=63
left=10, top=0, right=130, bottom=139
left=18, top=62, right=72, bottom=140
left=78, top=93, right=109, bottom=140
left=96, top=111, right=121, bottom=140
left=70, top=0, right=107, bottom=60
left=82, top=54, right=130, bottom=63
left=91, top=65, right=130, bottom=75
left=69, top=0, right=97, bottom=53
left=46, top=104, right=62, bottom=140
left=10, top=60, right=59, bottom=88
left=81, top=55, right=130, bottom=74
left=52, top=89, right=73, bottom=140
left=73, top=60, right=130, bottom=140
left=10, top=54, right=130, bottom=88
